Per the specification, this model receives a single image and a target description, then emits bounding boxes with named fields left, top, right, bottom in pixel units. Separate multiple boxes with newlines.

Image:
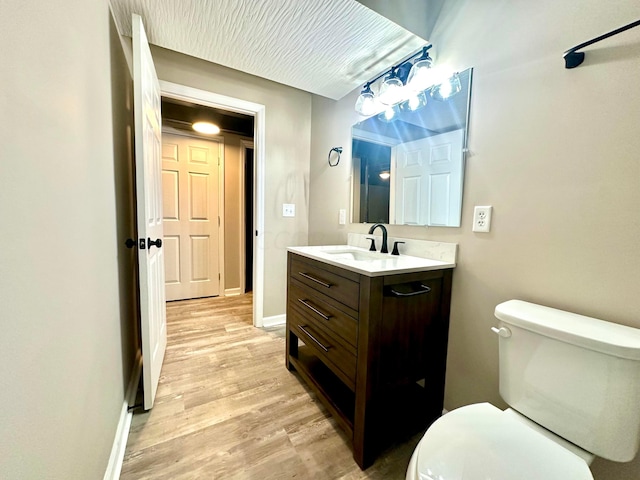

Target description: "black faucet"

left=367, top=223, right=388, bottom=253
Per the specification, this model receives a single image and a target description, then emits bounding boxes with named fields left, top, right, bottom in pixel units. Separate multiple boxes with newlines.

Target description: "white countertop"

left=288, top=244, right=455, bottom=277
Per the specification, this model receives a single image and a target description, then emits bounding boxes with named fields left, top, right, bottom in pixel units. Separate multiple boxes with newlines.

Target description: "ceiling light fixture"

left=192, top=121, right=220, bottom=135
left=354, top=44, right=462, bottom=116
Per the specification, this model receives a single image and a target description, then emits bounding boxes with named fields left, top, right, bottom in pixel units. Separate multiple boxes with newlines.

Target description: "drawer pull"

left=298, top=271, right=332, bottom=288
left=298, top=325, right=330, bottom=352
left=388, top=283, right=432, bottom=297
left=298, top=298, right=331, bottom=321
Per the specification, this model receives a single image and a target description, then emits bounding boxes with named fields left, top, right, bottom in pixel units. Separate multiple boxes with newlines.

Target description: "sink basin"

left=288, top=244, right=455, bottom=277
left=322, top=249, right=384, bottom=262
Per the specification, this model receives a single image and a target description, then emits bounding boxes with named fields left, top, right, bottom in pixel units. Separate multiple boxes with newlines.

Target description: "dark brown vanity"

left=285, top=248, right=453, bottom=469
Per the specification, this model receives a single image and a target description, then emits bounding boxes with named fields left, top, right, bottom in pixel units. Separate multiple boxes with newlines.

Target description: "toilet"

left=406, top=299, right=640, bottom=480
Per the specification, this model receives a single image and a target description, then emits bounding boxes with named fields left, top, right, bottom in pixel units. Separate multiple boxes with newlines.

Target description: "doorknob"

left=148, top=238, right=163, bottom=249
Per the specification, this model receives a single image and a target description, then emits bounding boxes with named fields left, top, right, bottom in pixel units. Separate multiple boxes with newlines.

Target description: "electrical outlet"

left=472, top=206, right=492, bottom=232
left=338, top=209, right=346, bottom=225
left=282, top=203, right=295, bottom=217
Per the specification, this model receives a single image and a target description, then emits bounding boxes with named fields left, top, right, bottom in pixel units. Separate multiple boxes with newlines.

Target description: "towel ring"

left=328, top=147, right=342, bottom=167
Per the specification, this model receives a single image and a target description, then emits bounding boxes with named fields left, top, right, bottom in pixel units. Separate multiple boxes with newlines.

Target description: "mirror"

left=351, top=68, right=473, bottom=227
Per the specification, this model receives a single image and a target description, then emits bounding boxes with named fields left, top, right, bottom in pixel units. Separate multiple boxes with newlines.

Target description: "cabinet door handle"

left=298, top=272, right=332, bottom=288
left=389, top=283, right=432, bottom=297
left=298, top=325, right=330, bottom=352
left=298, top=299, right=331, bottom=321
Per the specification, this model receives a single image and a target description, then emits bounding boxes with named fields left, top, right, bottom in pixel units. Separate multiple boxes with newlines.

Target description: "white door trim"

left=159, top=81, right=265, bottom=327
left=239, top=139, right=254, bottom=295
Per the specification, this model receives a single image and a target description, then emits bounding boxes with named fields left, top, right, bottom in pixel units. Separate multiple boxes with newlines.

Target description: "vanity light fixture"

left=378, top=67, right=405, bottom=105
left=354, top=44, right=463, bottom=117
left=430, top=73, right=462, bottom=101
left=354, top=83, right=376, bottom=116
left=403, top=91, right=428, bottom=111
left=379, top=171, right=391, bottom=180
left=406, top=46, right=435, bottom=91
left=192, top=121, right=220, bottom=135
left=378, top=104, right=399, bottom=123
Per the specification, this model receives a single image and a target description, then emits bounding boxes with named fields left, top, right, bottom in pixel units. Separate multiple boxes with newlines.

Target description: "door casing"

left=159, top=81, right=266, bottom=327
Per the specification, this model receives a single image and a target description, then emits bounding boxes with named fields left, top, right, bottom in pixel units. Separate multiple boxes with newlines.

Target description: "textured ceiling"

left=110, top=0, right=427, bottom=100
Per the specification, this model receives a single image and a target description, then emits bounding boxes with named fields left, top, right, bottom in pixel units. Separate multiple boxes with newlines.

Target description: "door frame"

left=159, top=81, right=266, bottom=327
left=239, top=139, right=254, bottom=295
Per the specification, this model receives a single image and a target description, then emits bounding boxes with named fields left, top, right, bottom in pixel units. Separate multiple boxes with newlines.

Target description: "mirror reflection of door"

left=391, top=129, right=464, bottom=226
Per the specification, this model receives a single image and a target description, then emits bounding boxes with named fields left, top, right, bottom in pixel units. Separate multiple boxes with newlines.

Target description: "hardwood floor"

left=121, top=294, right=422, bottom=479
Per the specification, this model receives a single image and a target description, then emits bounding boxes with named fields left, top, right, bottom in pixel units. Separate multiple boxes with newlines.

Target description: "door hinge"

left=218, top=216, right=220, bottom=226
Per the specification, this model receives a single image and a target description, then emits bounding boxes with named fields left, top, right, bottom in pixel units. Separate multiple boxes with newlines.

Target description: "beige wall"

left=309, top=1, right=640, bottom=478
left=151, top=47, right=311, bottom=317
left=0, top=3, right=135, bottom=478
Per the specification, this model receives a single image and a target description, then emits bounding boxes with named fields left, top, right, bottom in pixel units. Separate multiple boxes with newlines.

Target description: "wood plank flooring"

left=121, top=294, right=422, bottom=479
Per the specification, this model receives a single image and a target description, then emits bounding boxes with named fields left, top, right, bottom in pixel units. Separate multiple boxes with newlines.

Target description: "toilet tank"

left=494, top=300, right=640, bottom=462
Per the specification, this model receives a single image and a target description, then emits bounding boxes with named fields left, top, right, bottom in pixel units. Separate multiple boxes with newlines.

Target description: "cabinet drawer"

left=289, top=313, right=356, bottom=390
left=289, top=280, right=358, bottom=349
left=290, top=255, right=360, bottom=311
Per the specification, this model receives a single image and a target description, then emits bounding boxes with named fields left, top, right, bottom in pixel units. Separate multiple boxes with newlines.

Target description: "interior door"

left=133, top=14, right=167, bottom=410
left=162, top=133, right=221, bottom=301
left=392, top=129, right=464, bottom=226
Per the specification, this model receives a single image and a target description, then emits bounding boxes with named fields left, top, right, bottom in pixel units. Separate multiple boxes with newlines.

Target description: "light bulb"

left=430, top=73, right=462, bottom=101
left=355, top=85, right=376, bottom=116
left=378, top=74, right=405, bottom=105
left=383, top=106, right=395, bottom=121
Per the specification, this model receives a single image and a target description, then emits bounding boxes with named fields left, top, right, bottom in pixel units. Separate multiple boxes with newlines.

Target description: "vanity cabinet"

left=285, top=251, right=453, bottom=469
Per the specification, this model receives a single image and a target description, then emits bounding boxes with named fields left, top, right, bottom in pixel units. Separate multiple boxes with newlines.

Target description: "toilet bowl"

left=406, top=403, right=593, bottom=480
left=406, top=300, right=640, bottom=480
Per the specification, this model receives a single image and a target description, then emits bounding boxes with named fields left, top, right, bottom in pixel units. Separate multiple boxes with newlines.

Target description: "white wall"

left=0, top=2, right=132, bottom=478
left=309, top=2, right=640, bottom=478
left=149, top=46, right=311, bottom=317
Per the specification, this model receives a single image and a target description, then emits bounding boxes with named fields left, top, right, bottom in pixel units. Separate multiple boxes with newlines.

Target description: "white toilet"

left=406, top=299, right=640, bottom=480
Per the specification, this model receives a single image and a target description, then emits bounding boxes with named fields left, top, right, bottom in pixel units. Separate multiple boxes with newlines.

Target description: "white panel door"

left=133, top=14, right=167, bottom=410
left=393, top=129, right=464, bottom=226
left=162, top=133, right=221, bottom=301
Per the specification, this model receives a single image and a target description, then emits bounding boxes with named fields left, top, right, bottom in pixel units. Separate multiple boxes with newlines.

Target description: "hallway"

left=120, top=294, right=419, bottom=479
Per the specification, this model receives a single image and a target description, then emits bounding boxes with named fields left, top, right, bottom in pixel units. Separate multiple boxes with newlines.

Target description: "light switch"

left=282, top=203, right=295, bottom=217
left=339, top=209, right=346, bottom=225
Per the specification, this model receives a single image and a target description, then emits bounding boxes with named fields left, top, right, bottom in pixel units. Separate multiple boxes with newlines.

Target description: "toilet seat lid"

left=415, top=403, right=593, bottom=480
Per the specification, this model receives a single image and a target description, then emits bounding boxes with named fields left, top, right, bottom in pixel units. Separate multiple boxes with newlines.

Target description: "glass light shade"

left=379, top=171, right=390, bottom=180
left=192, top=121, right=220, bottom=134
left=378, top=105, right=398, bottom=123
left=378, top=75, right=405, bottom=105
left=407, top=57, right=436, bottom=91
left=403, top=91, right=428, bottom=111
left=430, top=73, right=462, bottom=101
left=355, top=90, right=376, bottom=116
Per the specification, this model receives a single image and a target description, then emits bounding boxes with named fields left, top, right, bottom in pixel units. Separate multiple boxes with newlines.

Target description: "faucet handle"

left=366, top=237, right=377, bottom=252
left=391, top=241, right=405, bottom=256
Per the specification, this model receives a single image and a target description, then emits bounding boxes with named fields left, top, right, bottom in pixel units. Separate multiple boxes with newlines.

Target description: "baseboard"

left=262, top=313, right=286, bottom=328
left=224, top=287, right=242, bottom=296
left=103, top=350, right=142, bottom=480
